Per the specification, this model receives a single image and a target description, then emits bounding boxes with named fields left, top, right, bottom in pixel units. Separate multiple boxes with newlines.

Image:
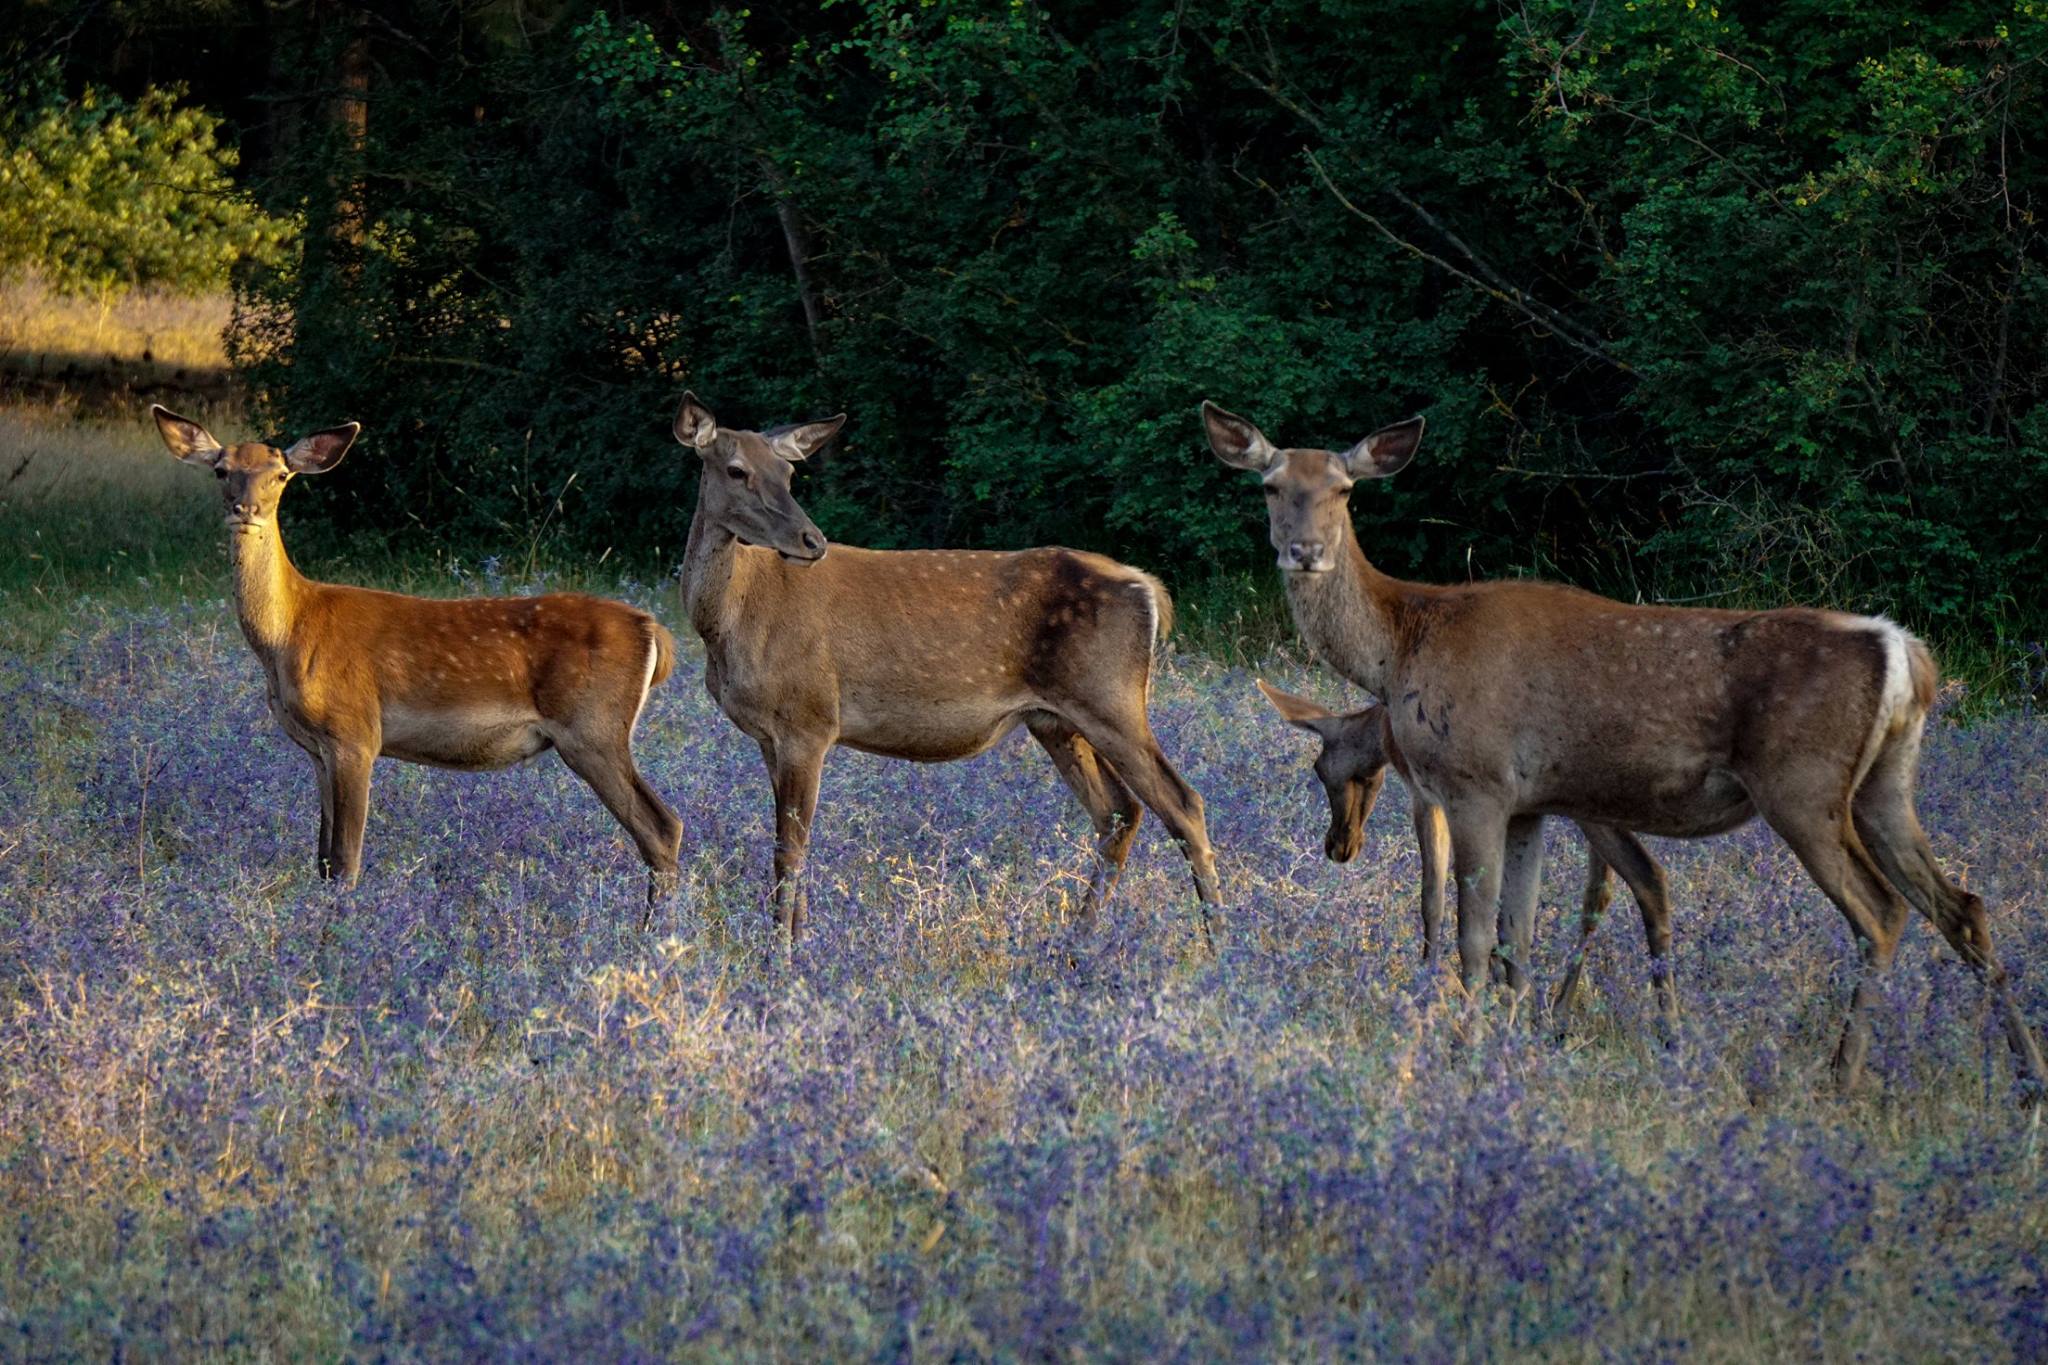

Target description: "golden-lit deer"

left=1205, top=400, right=2043, bottom=1094
left=674, top=393, right=1220, bottom=946
left=1256, top=681, right=1679, bottom=1033
left=152, top=406, right=683, bottom=910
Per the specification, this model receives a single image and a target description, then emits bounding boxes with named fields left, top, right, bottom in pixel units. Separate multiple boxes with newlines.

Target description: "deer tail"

left=1132, top=570, right=1175, bottom=647
left=1904, top=633, right=1938, bottom=712
left=647, top=617, right=678, bottom=690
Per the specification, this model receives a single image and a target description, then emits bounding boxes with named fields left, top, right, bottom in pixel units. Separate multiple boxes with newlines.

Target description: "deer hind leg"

left=1851, top=728, right=2047, bottom=1094
left=757, top=734, right=829, bottom=951
left=1495, top=814, right=1545, bottom=998
left=1062, top=707, right=1221, bottom=935
left=1027, top=712, right=1143, bottom=925
left=631, top=769, right=685, bottom=922
left=554, top=726, right=684, bottom=926
left=323, top=742, right=376, bottom=887
left=1414, top=800, right=1450, bottom=965
left=1851, top=726, right=1992, bottom=966
left=1750, top=779, right=1912, bottom=1094
left=1579, top=824, right=1678, bottom=1043
left=1550, top=827, right=1615, bottom=1025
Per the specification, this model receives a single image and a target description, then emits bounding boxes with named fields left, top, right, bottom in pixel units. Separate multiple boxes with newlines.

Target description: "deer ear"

left=772, top=413, right=846, bottom=463
left=1203, top=401, right=1278, bottom=471
left=284, top=422, right=360, bottom=474
left=1341, top=416, right=1425, bottom=480
left=674, top=392, right=719, bottom=450
left=152, top=405, right=224, bottom=467
left=1256, top=679, right=1341, bottom=734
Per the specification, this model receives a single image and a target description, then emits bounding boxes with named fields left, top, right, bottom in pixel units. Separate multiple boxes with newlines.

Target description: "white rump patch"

left=1131, top=578, right=1160, bottom=645
left=631, top=630, right=658, bottom=736
left=1854, top=615, right=1915, bottom=789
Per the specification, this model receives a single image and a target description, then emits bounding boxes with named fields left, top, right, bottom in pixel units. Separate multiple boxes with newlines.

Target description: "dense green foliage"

left=12, top=0, right=2048, bottom=648
left=0, top=70, right=289, bottom=304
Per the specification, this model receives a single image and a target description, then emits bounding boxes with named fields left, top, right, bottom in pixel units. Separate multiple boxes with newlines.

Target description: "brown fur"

left=1207, top=399, right=2044, bottom=1094
left=1258, top=681, right=1680, bottom=1033
left=151, top=406, right=683, bottom=909
left=675, top=394, right=1219, bottom=946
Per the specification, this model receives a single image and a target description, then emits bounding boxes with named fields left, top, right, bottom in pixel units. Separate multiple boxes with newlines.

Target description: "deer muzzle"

left=1282, top=541, right=1333, bottom=572
left=782, top=526, right=828, bottom=564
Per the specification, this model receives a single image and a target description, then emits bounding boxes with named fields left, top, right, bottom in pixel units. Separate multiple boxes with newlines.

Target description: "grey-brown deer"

left=152, top=406, right=683, bottom=910
left=674, top=393, right=1221, bottom=947
left=1256, top=680, right=1679, bottom=1033
left=1204, top=400, right=2043, bottom=1095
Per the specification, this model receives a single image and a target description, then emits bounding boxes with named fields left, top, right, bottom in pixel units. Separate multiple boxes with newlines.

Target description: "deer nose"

left=799, top=528, right=825, bottom=554
left=1290, top=541, right=1326, bottom=568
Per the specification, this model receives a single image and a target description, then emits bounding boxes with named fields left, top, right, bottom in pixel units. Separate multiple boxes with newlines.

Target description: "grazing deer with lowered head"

left=1205, top=400, right=2044, bottom=1095
left=152, top=406, right=683, bottom=910
left=1256, top=680, right=1679, bottom=1033
left=674, top=393, right=1221, bottom=946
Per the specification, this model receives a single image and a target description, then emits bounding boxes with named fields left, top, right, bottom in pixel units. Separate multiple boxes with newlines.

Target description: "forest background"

left=6, top=0, right=2047, bottom=686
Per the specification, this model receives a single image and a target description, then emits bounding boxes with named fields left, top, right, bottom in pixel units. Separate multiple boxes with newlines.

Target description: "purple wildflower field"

left=3, top=580, right=2046, bottom=1360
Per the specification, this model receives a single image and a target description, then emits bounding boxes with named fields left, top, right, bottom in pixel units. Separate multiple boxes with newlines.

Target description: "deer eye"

left=726, top=464, right=748, bottom=481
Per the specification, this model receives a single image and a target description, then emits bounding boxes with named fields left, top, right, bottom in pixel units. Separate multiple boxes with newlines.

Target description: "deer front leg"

left=310, top=749, right=336, bottom=881
left=1413, top=799, right=1449, bottom=966
left=1445, top=802, right=1509, bottom=998
left=760, top=735, right=829, bottom=950
left=1942, top=919, right=2048, bottom=1103
left=1496, top=814, right=1545, bottom=998
left=322, top=742, right=376, bottom=886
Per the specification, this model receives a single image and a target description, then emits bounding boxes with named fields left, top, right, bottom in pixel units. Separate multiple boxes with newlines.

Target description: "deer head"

left=152, top=405, right=359, bottom=533
left=1256, top=680, right=1390, bottom=863
left=1203, top=401, right=1425, bottom=573
left=673, top=392, right=835, bottom=564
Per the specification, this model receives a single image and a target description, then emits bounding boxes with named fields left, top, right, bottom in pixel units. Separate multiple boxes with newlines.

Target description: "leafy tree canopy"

left=0, top=68, right=291, bottom=301
left=12, top=0, right=2048, bottom=657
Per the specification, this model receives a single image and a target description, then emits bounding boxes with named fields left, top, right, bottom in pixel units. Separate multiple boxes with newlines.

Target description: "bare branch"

left=1377, top=182, right=1618, bottom=358
left=1305, top=151, right=1630, bottom=372
left=1220, top=52, right=1624, bottom=369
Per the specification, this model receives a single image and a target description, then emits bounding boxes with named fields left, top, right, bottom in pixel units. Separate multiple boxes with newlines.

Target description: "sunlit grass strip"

left=0, top=275, right=230, bottom=371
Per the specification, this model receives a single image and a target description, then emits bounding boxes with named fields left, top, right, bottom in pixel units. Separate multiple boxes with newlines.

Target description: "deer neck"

left=681, top=486, right=758, bottom=647
left=1284, top=530, right=1405, bottom=698
left=227, top=516, right=304, bottom=659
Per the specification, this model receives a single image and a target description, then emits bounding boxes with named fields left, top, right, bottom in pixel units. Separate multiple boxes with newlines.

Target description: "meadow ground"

left=1, top=410, right=2045, bottom=1359
left=0, top=275, right=230, bottom=373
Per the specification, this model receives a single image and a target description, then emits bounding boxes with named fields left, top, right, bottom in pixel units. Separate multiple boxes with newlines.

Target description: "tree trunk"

left=330, top=3, right=370, bottom=257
